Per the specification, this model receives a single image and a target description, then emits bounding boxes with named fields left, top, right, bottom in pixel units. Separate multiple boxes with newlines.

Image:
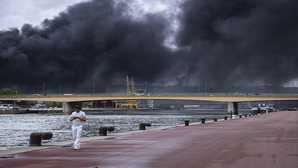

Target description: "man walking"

left=70, top=105, right=86, bottom=150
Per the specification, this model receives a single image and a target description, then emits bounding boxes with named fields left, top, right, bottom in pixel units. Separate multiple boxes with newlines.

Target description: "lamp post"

left=93, top=82, right=95, bottom=95
left=42, top=83, right=45, bottom=95
left=14, top=85, right=18, bottom=108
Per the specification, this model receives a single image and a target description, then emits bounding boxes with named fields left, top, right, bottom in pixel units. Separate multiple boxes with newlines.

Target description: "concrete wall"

left=228, top=102, right=238, bottom=115
left=62, top=102, right=82, bottom=115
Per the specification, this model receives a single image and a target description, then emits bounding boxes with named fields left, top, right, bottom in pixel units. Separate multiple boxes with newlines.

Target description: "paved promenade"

left=1, top=111, right=298, bottom=168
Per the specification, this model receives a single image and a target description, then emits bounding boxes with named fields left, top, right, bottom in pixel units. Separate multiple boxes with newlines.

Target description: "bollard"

left=239, top=115, right=242, bottom=118
left=99, top=126, right=115, bottom=136
left=29, top=132, right=53, bottom=146
left=139, top=123, right=152, bottom=130
left=184, top=120, right=190, bottom=126
left=201, top=118, right=205, bottom=124
left=224, top=116, right=228, bottom=120
left=214, top=118, right=217, bottom=122
left=245, top=114, right=247, bottom=117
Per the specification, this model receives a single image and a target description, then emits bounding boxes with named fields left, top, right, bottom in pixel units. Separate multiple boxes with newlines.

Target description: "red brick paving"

left=1, top=111, right=298, bottom=168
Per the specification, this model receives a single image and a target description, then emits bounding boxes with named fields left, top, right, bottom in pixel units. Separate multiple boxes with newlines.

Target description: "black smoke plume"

left=1, top=0, right=298, bottom=93
left=0, top=0, right=172, bottom=92
left=176, top=0, right=298, bottom=86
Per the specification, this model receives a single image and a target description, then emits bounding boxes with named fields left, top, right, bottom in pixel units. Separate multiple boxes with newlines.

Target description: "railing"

left=1, top=92, right=298, bottom=97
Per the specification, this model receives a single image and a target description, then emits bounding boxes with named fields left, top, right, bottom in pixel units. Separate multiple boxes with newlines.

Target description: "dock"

left=1, top=111, right=298, bottom=168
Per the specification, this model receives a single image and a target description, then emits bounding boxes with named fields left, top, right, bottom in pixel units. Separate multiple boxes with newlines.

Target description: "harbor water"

left=0, top=109, right=249, bottom=151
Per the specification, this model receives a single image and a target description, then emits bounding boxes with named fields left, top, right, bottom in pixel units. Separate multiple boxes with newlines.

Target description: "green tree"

left=0, top=88, right=22, bottom=95
left=46, top=101, right=62, bottom=108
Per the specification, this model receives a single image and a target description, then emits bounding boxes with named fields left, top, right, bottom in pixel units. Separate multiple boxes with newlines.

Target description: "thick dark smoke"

left=176, top=0, right=298, bottom=86
left=1, top=0, right=298, bottom=93
left=0, top=0, right=171, bottom=92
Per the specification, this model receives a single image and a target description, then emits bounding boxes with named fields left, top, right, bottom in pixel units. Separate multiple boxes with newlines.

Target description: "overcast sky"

left=0, top=0, right=181, bottom=31
left=0, top=0, right=87, bottom=30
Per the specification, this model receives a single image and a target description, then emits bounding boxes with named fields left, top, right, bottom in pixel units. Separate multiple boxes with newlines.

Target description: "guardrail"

left=1, top=92, right=298, bottom=97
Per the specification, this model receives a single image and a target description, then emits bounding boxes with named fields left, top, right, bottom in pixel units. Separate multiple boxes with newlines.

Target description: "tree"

left=46, top=101, right=62, bottom=108
left=0, top=88, right=22, bottom=95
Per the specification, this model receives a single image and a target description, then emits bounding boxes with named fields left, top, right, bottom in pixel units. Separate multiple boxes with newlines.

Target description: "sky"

left=0, top=0, right=182, bottom=50
left=0, top=0, right=181, bottom=31
left=0, top=0, right=298, bottom=93
left=0, top=0, right=87, bottom=30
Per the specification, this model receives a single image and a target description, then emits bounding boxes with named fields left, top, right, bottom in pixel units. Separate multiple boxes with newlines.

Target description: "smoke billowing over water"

left=1, top=0, right=298, bottom=92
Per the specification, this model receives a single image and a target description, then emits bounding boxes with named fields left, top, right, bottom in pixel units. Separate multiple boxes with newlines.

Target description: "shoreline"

left=0, top=110, right=253, bottom=153
left=0, top=108, right=161, bottom=114
left=0, top=108, right=251, bottom=115
left=0, top=115, right=234, bottom=156
left=0, top=124, right=180, bottom=156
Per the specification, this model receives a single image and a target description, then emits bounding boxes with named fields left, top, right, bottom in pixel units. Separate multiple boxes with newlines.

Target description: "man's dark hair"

left=74, top=105, right=81, bottom=110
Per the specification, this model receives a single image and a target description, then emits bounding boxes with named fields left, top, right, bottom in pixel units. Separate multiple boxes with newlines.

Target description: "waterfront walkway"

left=1, top=111, right=298, bottom=168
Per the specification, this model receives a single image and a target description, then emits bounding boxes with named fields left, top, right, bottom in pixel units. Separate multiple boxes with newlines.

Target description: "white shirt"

left=71, top=111, right=86, bottom=127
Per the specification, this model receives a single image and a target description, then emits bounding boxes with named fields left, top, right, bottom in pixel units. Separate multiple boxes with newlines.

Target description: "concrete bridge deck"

left=1, top=111, right=298, bottom=168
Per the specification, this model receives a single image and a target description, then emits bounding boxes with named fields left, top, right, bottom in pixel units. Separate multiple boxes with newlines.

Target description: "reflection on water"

left=0, top=109, right=249, bottom=151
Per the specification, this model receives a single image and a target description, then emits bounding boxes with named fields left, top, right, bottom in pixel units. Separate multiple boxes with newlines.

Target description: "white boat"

left=251, top=104, right=275, bottom=114
left=0, top=104, right=13, bottom=109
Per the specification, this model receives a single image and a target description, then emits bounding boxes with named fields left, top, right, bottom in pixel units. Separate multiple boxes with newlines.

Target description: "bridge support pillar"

left=62, top=102, right=82, bottom=115
left=228, top=102, right=238, bottom=115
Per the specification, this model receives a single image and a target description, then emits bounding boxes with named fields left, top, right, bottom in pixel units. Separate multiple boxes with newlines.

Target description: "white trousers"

left=72, top=125, right=83, bottom=149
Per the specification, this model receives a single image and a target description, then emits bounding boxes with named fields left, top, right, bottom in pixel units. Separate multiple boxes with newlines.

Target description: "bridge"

left=1, top=93, right=298, bottom=114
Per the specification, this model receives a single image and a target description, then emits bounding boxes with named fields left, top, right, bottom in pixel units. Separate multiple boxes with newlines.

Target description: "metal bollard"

left=184, top=120, right=190, bottom=126
left=139, top=123, right=152, bottom=130
left=201, top=118, right=205, bottom=124
left=99, top=126, right=115, bottom=136
left=224, top=116, right=228, bottom=120
left=29, top=132, right=53, bottom=146
left=239, top=115, right=242, bottom=118
left=214, top=118, right=217, bottom=122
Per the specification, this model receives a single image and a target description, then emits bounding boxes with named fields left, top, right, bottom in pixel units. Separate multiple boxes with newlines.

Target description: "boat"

left=251, top=104, right=275, bottom=114
left=0, top=104, right=13, bottom=109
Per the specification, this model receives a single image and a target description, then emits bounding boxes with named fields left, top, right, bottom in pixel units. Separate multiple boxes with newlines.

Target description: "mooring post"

left=29, top=132, right=53, bottom=146
left=99, top=127, right=115, bottom=136
left=201, top=118, right=205, bottom=124
left=139, top=123, right=152, bottom=130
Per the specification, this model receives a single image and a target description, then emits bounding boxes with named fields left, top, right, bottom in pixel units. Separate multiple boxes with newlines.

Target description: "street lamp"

left=42, top=83, right=45, bottom=95
left=93, top=82, right=96, bottom=95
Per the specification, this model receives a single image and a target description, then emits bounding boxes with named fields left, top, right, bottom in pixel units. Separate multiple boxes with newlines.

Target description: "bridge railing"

left=1, top=92, right=298, bottom=98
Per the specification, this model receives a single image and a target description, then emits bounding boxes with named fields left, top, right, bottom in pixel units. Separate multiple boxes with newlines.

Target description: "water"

left=0, top=109, right=249, bottom=151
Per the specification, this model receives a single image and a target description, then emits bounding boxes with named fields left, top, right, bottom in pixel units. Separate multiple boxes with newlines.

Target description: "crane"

left=120, top=75, right=138, bottom=109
